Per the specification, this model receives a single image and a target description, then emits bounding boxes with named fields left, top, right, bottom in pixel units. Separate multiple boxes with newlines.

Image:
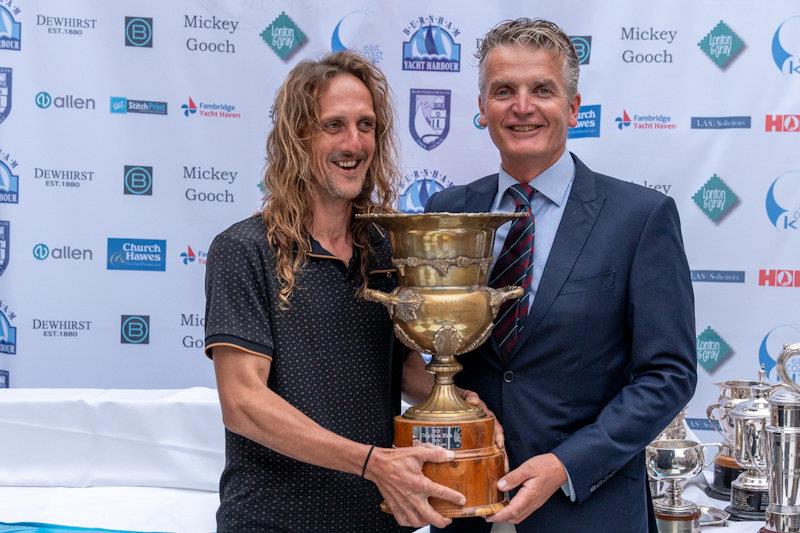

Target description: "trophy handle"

left=362, top=288, right=424, bottom=322
left=777, top=343, right=800, bottom=393
left=743, top=420, right=767, bottom=476
left=705, top=402, right=727, bottom=442
left=700, top=442, right=723, bottom=469
left=482, top=286, right=524, bottom=314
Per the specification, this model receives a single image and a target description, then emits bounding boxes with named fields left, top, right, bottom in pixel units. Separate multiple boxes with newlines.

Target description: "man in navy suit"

left=426, top=19, right=697, bottom=532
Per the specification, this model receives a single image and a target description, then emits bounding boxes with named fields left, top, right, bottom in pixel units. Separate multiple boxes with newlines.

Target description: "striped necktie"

left=489, top=183, right=536, bottom=356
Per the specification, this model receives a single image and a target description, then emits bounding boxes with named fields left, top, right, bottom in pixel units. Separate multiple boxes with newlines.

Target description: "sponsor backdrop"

left=0, top=0, right=799, bottom=429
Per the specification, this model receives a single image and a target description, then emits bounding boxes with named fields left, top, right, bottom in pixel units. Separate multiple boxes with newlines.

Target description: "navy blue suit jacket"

left=426, top=154, right=697, bottom=533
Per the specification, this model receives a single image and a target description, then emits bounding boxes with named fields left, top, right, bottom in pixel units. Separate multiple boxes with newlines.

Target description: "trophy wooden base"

left=386, top=414, right=507, bottom=518
left=704, top=454, right=743, bottom=501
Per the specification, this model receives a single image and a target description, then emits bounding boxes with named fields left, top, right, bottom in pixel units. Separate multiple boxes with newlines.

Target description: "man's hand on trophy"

left=364, top=444, right=465, bottom=528
left=457, top=388, right=505, bottom=452
left=485, top=452, right=567, bottom=525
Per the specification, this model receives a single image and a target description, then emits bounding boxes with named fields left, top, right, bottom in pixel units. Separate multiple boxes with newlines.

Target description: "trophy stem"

left=403, top=353, right=486, bottom=421
left=667, top=480, right=683, bottom=508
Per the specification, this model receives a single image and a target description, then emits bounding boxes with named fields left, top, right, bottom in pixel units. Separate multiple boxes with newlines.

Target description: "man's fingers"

left=486, top=489, right=528, bottom=523
left=497, top=463, right=526, bottom=491
left=415, top=445, right=455, bottom=464
left=494, top=420, right=505, bottom=451
left=417, top=501, right=453, bottom=529
left=424, top=478, right=466, bottom=506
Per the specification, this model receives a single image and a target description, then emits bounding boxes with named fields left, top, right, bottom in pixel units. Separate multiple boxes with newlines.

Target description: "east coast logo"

left=765, top=114, right=800, bottom=132
left=696, top=326, right=733, bottom=373
left=110, top=96, right=167, bottom=115
left=125, top=16, right=152, bottom=48
left=107, top=238, right=166, bottom=271
left=331, top=11, right=382, bottom=64
left=570, top=36, right=591, bottom=65
left=180, top=245, right=207, bottom=265
left=615, top=109, right=676, bottom=130
left=181, top=97, right=240, bottom=119
left=0, top=299, right=16, bottom=355
left=760, top=324, right=800, bottom=381
left=698, top=21, right=744, bottom=69
left=398, top=168, right=453, bottom=213
left=0, top=148, right=19, bottom=204
left=402, top=16, right=461, bottom=72
left=568, top=105, right=601, bottom=138
left=0, top=220, right=7, bottom=276
left=766, top=170, right=800, bottom=230
left=0, top=67, right=11, bottom=124
left=692, top=174, right=738, bottom=222
left=121, top=315, right=149, bottom=344
left=772, top=16, right=800, bottom=75
left=759, top=269, right=800, bottom=288
left=261, top=12, right=306, bottom=61
left=691, top=116, right=751, bottom=129
left=0, top=3, right=22, bottom=51
left=409, top=89, right=450, bottom=150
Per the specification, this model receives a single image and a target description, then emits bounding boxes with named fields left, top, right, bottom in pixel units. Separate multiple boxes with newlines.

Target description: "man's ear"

left=568, top=92, right=582, bottom=128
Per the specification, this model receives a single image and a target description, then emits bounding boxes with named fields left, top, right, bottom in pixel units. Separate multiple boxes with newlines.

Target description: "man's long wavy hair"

left=262, top=51, right=399, bottom=308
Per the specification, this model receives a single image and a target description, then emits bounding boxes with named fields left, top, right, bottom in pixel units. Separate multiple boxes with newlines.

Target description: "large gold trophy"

left=358, top=212, right=524, bottom=518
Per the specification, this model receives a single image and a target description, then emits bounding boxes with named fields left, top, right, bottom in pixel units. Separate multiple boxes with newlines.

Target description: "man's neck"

left=309, top=194, right=353, bottom=263
left=501, top=149, right=565, bottom=183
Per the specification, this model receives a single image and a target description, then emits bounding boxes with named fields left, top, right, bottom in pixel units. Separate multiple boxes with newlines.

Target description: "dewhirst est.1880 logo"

left=107, top=238, right=166, bottom=271
left=697, top=20, right=744, bottom=70
left=772, top=16, right=800, bottom=75
left=696, top=326, right=733, bottom=373
left=0, top=67, right=11, bottom=125
left=398, top=169, right=453, bottom=213
left=261, top=12, right=306, bottom=61
left=692, top=173, right=738, bottom=222
left=409, top=89, right=450, bottom=151
left=760, top=324, right=800, bottom=382
left=0, top=299, right=16, bottom=355
left=331, top=11, right=382, bottom=65
left=0, top=148, right=19, bottom=204
left=402, top=16, right=461, bottom=72
left=0, top=4, right=22, bottom=51
left=766, top=170, right=800, bottom=230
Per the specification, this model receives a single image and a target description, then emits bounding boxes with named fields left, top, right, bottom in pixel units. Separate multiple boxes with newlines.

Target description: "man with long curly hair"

left=203, top=51, right=466, bottom=531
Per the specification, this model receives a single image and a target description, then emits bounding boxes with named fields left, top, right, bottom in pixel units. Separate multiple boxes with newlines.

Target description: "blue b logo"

left=124, top=165, right=153, bottom=195
left=121, top=315, right=150, bottom=344
left=125, top=17, right=153, bottom=48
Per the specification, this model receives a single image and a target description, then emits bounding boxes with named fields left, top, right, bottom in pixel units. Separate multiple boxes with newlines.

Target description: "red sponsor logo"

left=759, top=269, right=800, bottom=287
left=765, top=114, right=800, bottom=132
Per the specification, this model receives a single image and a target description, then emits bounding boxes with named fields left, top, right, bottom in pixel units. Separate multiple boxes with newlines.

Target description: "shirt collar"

left=494, top=149, right=575, bottom=208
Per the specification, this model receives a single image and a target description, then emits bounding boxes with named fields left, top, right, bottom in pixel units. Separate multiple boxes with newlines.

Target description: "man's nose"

left=341, top=124, right=362, bottom=150
left=511, top=93, right=534, bottom=116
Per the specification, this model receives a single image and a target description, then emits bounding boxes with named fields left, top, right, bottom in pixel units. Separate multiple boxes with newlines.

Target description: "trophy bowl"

left=357, top=212, right=524, bottom=518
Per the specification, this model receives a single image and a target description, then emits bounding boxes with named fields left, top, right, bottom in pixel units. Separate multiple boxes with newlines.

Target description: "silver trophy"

left=706, top=379, right=756, bottom=499
left=650, top=408, right=689, bottom=500
left=646, top=439, right=727, bottom=533
left=727, top=370, right=772, bottom=520
left=761, top=343, right=800, bottom=533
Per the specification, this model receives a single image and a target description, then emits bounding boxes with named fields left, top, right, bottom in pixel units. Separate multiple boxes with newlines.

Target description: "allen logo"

left=759, top=269, right=800, bottom=287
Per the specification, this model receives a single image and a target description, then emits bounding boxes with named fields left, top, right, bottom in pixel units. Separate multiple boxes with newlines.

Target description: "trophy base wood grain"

left=386, top=415, right=508, bottom=518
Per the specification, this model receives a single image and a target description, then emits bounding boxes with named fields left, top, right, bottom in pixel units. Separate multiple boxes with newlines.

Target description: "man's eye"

left=322, top=121, right=341, bottom=133
left=536, top=87, right=552, bottom=96
left=496, top=88, right=511, bottom=98
left=358, top=120, right=375, bottom=131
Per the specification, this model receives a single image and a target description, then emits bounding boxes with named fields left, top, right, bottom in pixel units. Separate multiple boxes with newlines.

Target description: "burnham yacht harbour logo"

left=402, top=16, right=461, bottom=72
left=398, top=168, right=454, bottom=213
left=0, top=3, right=22, bottom=51
left=409, top=89, right=450, bottom=150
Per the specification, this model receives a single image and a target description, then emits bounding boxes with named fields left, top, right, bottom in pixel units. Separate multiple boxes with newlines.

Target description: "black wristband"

left=361, top=445, right=375, bottom=478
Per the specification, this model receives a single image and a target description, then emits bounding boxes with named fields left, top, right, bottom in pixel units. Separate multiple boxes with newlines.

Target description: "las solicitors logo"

left=180, top=313, right=204, bottom=349
left=619, top=25, right=676, bottom=64
left=33, top=318, right=92, bottom=338
left=398, top=169, right=453, bottom=213
left=0, top=299, right=16, bottom=355
left=0, top=3, right=21, bottom=51
left=0, top=220, right=7, bottom=276
left=35, top=91, right=95, bottom=111
left=181, top=97, right=240, bottom=119
left=0, top=148, right=19, bottom=204
left=765, top=170, right=800, bottom=230
left=107, top=238, right=166, bottom=271
left=0, top=67, right=11, bottom=124
left=760, top=324, right=800, bottom=382
left=691, top=270, right=745, bottom=283
left=180, top=245, right=207, bottom=266
left=402, top=16, right=461, bottom=72
left=615, top=109, right=676, bottom=130
left=110, top=96, right=167, bottom=115
left=409, top=89, right=450, bottom=150
left=261, top=12, right=306, bottom=61
left=183, top=165, right=236, bottom=204
left=691, top=115, right=750, bottom=129
left=772, top=16, right=800, bottom=75
left=36, top=14, right=97, bottom=36
left=32, top=242, right=92, bottom=261
left=184, top=14, right=238, bottom=54
left=759, top=269, right=800, bottom=288
left=568, top=105, right=601, bottom=138
left=331, top=11, right=382, bottom=64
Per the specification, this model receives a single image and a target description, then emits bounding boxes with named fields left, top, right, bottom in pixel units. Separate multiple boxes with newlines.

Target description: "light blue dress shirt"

left=489, top=148, right=577, bottom=501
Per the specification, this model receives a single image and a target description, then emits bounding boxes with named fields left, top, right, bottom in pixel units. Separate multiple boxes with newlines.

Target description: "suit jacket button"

left=503, top=371, right=514, bottom=383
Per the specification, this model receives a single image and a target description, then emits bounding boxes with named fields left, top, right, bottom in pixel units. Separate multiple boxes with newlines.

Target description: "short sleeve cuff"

left=204, top=333, right=273, bottom=360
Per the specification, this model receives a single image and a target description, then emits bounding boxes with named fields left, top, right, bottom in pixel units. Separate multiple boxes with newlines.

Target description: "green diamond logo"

left=696, top=326, right=733, bottom=373
left=698, top=21, right=744, bottom=69
left=692, top=174, right=738, bottom=222
left=261, top=12, right=307, bottom=61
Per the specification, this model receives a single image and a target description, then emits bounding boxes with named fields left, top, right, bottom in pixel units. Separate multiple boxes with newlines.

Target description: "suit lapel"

left=463, top=173, right=498, bottom=213
left=513, top=155, right=605, bottom=354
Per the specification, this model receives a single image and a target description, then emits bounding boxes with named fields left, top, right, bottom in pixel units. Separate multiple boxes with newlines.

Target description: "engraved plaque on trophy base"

left=726, top=483, right=769, bottom=521
left=705, top=454, right=743, bottom=500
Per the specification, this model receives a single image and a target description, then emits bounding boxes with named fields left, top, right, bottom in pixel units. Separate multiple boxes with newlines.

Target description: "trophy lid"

left=731, top=369, right=771, bottom=420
